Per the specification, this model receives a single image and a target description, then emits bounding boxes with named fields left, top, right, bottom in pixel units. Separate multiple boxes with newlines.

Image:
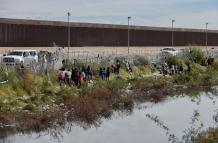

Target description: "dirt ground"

left=0, top=46, right=216, bottom=55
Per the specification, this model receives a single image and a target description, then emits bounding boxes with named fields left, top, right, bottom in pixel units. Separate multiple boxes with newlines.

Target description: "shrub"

left=172, top=61, right=217, bottom=85
left=106, top=79, right=128, bottom=92
left=173, top=73, right=194, bottom=84
left=193, top=128, right=218, bottom=143
left=166, top=56, right=183, bottom=66
left=131, top=77, right=171, bottom=91
left=0, top=67, right=8, bottom=81
left=23, top=103, right=36, bottom=111
left=30, top=96, right=41, bottom=105
left=188, top=47, right=207, bottom=65
left=133, top=56, right=149, bottom=66
left=209, top=60, right=218, bottom=71
left=191, top=63, right=207, bottom=73
left=132, top=66, right=152, bottom=76
left=59, top=86, right=77, bottom=96
left=75, top=94, right=98, bottom=122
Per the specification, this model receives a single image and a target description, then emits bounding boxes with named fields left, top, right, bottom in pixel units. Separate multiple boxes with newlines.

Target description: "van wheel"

left=21, top=61, right=24, bottom=67
left=33, top=60, right=37, bottom=67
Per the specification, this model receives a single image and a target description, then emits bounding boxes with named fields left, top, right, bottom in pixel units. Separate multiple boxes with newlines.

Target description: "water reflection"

left=146, top=113, right=179, bottom=143
left=1, top=87, right=218, bottom=143
left=0, top=109, right=133, bottom=143
left=145, top=87, right=218, bottom=143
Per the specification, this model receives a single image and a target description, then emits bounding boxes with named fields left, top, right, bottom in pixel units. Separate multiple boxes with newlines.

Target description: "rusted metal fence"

left=1, top=19, right=218, bottom=47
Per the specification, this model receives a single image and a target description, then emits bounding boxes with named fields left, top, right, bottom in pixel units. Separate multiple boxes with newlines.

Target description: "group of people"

left=58, top=59, right=130, bottom=86
left=162, top=61, right=191, bottom=75
left=207, top=57, right=214, bottom=65
left=58, top=58, right=137, bottom=86
left=99, top=67, right=110, bottom=80
left=38, top=51, right=58, bottom=70
left=111, top=59, right=121, bottom=74
left=58, top=65, right=93, bottom=86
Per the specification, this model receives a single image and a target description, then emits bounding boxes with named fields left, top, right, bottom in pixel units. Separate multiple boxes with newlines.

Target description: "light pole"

left=67, top=12, right=71, bottom=61
left=171, top=19, right=175, bottom=47
left=205, top=22, right=208, bottom=55
left=128, top=16, right=131, bottom=54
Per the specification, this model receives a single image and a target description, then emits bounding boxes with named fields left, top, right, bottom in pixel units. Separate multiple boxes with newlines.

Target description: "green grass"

left=172, top=62, right=218, bottom=86
left=0, top=55, right=217, bottom=113
left=2, top=56, right=218, bottom=137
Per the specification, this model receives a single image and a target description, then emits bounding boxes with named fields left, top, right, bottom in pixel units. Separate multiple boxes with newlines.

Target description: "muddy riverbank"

left=1, top=86, right=218, bottom=143
left=0, top=81, right=216, bottom=134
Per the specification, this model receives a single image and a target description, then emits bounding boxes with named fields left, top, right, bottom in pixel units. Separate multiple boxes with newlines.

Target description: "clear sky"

left=0, top=0, right=218, bottom=29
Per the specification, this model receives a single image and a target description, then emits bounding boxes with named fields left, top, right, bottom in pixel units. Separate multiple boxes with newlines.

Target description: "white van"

left=2, top=50, right=38, bottom=66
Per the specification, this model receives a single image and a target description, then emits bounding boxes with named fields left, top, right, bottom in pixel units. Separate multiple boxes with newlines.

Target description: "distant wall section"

left=0, top=19, right=218, bottom=47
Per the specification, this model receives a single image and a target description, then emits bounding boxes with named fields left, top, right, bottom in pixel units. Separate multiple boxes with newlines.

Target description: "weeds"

left=133, top=56, right=149, bottom=66
left=130, top=76, right=171, bottom=91
left=74, top=79, right=133, bottom=122
left=1, top=55, right=218, bottom=137
left=189, top=47, right=207, bottom=65
left=193, top=128, right=218, bottom=143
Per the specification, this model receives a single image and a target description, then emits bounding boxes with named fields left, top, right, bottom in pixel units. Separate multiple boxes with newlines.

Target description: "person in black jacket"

left=106, top=67, right=110, bottom=80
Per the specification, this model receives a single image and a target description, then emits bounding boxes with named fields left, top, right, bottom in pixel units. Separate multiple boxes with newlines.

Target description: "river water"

left=1, top=89, right=218, bottom=143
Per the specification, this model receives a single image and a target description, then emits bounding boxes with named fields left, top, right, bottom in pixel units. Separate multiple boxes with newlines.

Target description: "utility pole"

left=67, top=12, right=71, bottom=61
left=172, top=19, right=175, bottom=47
left=128, top=16, right=131, bottom=54
left=206, top=22, right=208, bottom=55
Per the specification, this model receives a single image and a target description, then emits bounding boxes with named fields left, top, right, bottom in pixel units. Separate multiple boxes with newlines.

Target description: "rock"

left=2, top=99, right=9, bottom=104
left=182, top=86, right=188, bottom=89
left=118, top=103, right=124, bottom=107
left=17, top=96, right=31, bottom=101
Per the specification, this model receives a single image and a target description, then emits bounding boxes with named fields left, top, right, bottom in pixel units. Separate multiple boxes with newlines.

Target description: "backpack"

left=59, top=71, right=65, bottom=80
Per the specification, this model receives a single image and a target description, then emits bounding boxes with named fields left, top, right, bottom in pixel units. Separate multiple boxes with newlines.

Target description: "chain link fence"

left=0, top=46, right=218, bottom=72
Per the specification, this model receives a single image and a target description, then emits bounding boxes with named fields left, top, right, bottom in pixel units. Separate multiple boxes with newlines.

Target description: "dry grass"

left=15, top=109, right=66, bottom=132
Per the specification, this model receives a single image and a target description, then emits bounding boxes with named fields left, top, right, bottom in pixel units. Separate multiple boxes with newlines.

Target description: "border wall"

left=0, top=18, right=218, bottom=47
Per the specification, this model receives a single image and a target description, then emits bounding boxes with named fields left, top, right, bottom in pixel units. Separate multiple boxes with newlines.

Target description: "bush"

left=106, top=79, right=128, bottom=92
left=191, top=63, right=207, bottom=73
left=16, top=68, right=37, bottom=95
left=131, top=76, right=171, bottom=91
left=209, top=60, right=218, bottom=71
left=23, top=103, right=36, bottom=111
left=193, top=128, right=218, bottom=143
left=188, top=47, right=207, bottom=65
left=166, top=56, right=183, bottom=66
left=30, top=96, right=41, bottom=105
left=172, top=61, right=218, bottom=85
left=133, top=56, right=149, bottom=66
left=173, top=73, right=194, bottom=84
left=75, top=94, right=98, bottom=122
left=0, top=67, right=8, bottom=81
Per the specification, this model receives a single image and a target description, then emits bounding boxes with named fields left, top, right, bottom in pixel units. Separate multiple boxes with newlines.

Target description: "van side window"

left=23, top=52, right=30, bottom=57
left=30, top=52, right=36, bottom=56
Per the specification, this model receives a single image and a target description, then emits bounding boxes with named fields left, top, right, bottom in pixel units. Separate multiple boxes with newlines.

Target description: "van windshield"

left=30, top=51, right=36, bottom=56
left=163, top=48, right=176, bottom=51
left=8, top=51, right=23, bottom=56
